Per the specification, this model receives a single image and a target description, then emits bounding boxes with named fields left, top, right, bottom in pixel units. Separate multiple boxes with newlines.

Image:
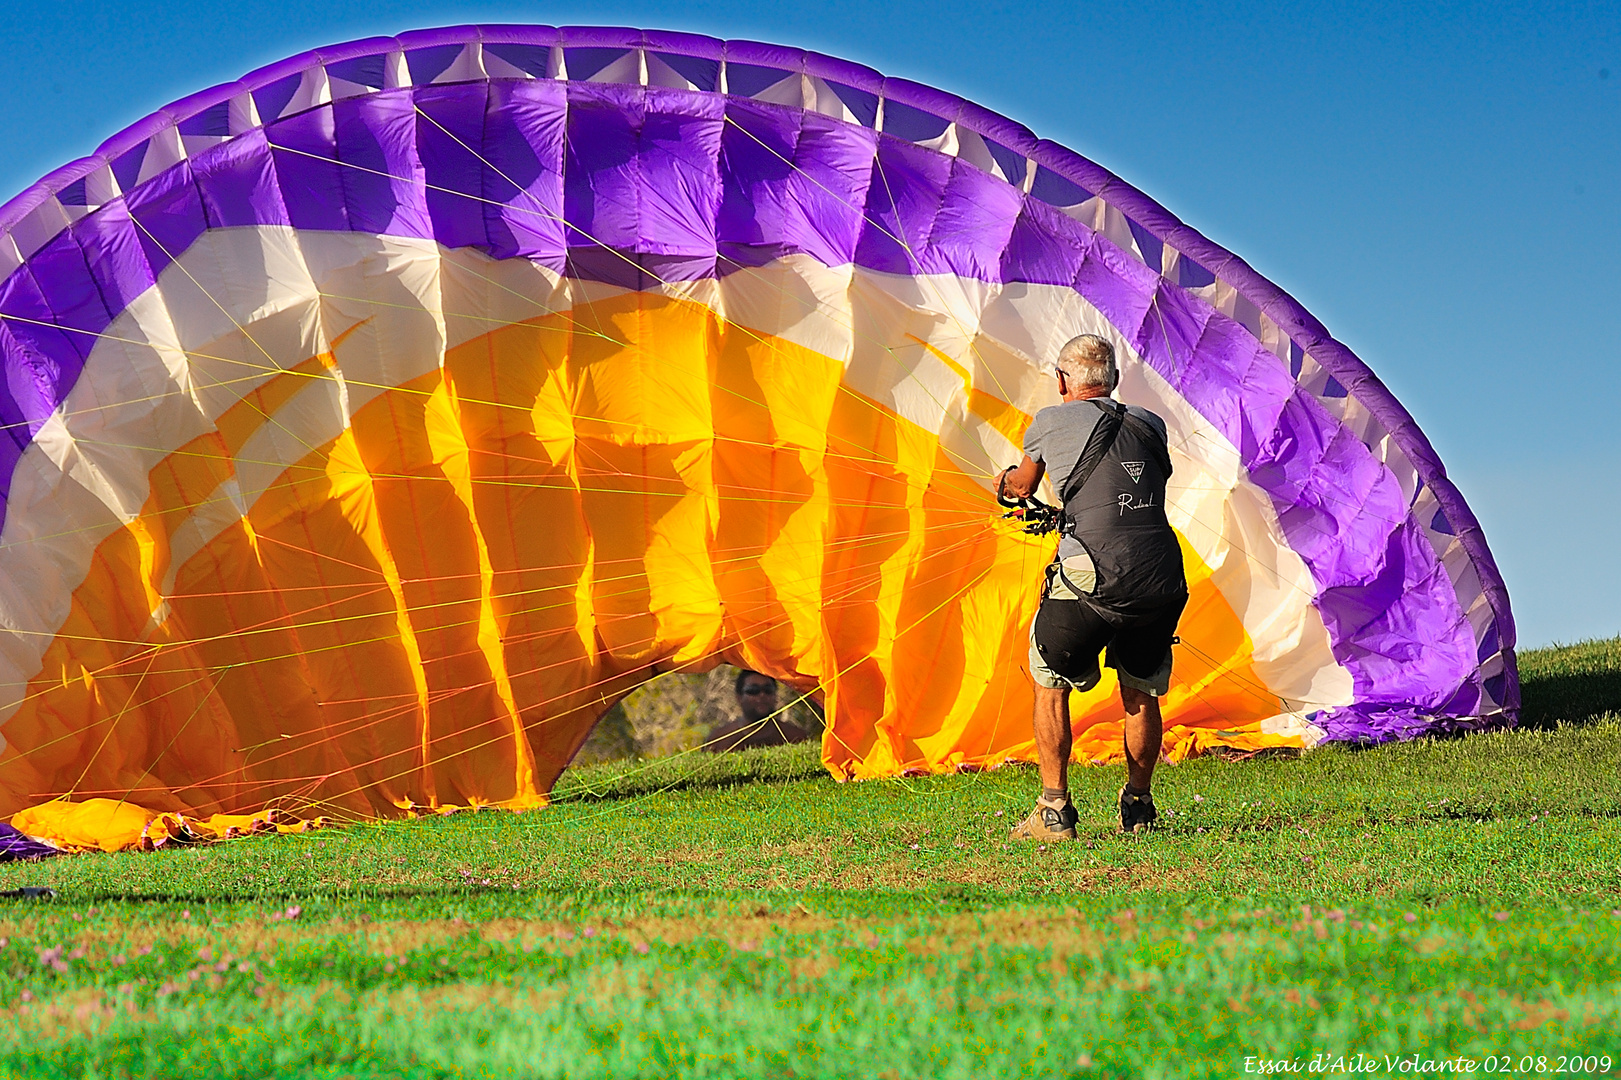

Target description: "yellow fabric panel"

left=12, top=798, right=322, bottom=852
left=0, top=428, right=252, bottom=819
left=437, top=318, right=600, bottom=782
left=14, top=799, right=168, bottom=853
left=709, top=319, right=840, bottom=681
left=347, top=377, right=529, bottom=807
left=3, top=289, right=1299, bottom=849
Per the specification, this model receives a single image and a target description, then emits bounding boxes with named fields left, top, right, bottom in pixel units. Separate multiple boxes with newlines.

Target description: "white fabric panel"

left=0, top=227, right=1359, bottom=732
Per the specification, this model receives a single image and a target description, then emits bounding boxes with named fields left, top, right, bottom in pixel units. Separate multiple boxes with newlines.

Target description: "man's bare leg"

left=1011, top=685, right=1079, bottom=840
left=1032, top=685, right=1072, bottom=791
left=1118, top=685, right=1162, bottom=832
left=1120, top=686, right=1162, bottom=791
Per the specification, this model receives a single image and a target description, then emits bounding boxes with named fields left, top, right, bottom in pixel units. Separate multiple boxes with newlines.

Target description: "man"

left=998, top=334, right=1188, bottom=838
left=706, top=670, right=813, bottom=752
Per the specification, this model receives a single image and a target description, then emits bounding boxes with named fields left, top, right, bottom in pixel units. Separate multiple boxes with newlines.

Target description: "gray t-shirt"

left=1024, top=398, right=1169, bottom=560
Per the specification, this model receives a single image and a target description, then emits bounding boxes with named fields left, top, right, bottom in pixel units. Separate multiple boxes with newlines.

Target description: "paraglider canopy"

left=0, top=25, right=1515, bottom=851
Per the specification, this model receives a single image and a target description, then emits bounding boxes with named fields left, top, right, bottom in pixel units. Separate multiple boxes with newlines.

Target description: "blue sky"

left=3, top=0, right=1617, bottom=648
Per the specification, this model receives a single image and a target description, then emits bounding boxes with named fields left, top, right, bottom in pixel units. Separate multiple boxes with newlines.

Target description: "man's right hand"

left=999, top=455, right=1045, bottom=500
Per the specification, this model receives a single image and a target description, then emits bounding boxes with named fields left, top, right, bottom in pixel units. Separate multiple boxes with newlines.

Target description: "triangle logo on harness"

left=1121, top=461, right=1145, bottom=483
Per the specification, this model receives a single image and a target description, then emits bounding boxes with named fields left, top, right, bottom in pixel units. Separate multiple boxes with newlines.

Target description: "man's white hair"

left=1055, top=334, right=1118, bottom=391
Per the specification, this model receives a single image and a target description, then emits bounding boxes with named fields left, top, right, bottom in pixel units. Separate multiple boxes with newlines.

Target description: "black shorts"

left=1031, top=593, right=1187, bottom=694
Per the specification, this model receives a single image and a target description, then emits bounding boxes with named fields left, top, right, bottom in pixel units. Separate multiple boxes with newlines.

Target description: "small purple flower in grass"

left=19, top=991, right=32, bottom=1003
left=909, top=844, right=919, bottom=851
left=1493, top=912, right=1509, bottom=921
left=1404, top=913, right=1417, bottom=923
left=1193, top=794, right=1203, bottom=802
left=583, top=926, right=596, bottom=938
left=634, top=942, right=650, bottom=954
left=994, top=810, right=1003, bottom=817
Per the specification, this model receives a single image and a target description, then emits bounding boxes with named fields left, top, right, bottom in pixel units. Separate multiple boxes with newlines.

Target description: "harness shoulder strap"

left=1057, top=399, right=1127, bottom=504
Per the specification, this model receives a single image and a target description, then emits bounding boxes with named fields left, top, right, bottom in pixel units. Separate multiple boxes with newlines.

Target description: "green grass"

left=0, top=639, right=1617, bottom=1078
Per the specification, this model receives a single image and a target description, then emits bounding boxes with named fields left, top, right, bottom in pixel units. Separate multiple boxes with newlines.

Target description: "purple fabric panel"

left=560, top=83, right=724, bottom=261
left=394, top=27, right=472, bottom=51
left=637, top=30, right=721, bottom=57
left=801, top=53, right=884, bottom=95
left=268, top=107, right=347, bottom=231
left=481, top=80, right=568, bottom=268
left=5, top=162, right=92, bottom=245
left=0, top=266, right=84, bottom=435
left=125, top=163, right=210, bottom=275
left=1000, top=200, right=1089, bottom=289
left=417, top=84, right=494, bottom=251
left=563, top=84, right=646, bottom=251
left=93, top=111, right=174, bottom=177
left=311, top=35, right=398, bottom=66
left=922, top=158, right=1025, bottom=282
left=162, top=83, right=243, bottom=129
left=722, top=40, right=810, bottom=73
left=477, top=24, right=563, bottom=47
left=717, top=101, right=875, bottom=269
left=334, top=92, right=432, bottom=241
left=556, top=26, right=642, bottom=50
left=79, top=205, right=158, bottom=322
left=0, top=824, right=59, bottom=861
left=195, top=130, right=292, bottom=230
left=952, top=104, right=1038, bottom=157
left=0, top=45, right=1513, bottom=731
left=26, top=233, right=111, bottom=365
left=634, top=90, right=725, bottom=255
left=0, top=320, right=37, bottom=472
left=856, top=137, right=955, bottom=275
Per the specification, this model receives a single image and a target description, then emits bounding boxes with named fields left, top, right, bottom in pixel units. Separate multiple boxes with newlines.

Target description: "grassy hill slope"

left=0, top=638, right=1616, bottom=1078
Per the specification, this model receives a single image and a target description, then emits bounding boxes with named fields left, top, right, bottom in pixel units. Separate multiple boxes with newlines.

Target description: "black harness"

left=1054, top=400, right=1174, bottom=537
left=998, top=399, right=1171, bottom=538
left=1005, top=399, right=1187, bottom=622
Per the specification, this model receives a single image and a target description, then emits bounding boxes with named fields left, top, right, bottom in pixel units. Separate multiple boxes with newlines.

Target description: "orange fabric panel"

left=3, top=291, right=1297, bottom=849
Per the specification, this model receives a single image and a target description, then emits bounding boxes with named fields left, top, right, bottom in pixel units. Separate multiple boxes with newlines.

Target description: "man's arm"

left=999, top=455, right=1046, bottom=500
